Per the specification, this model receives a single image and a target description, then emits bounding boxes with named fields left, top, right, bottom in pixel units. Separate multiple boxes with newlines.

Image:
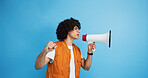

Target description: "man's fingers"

left=89, top=43, right=96, bottom=49
left=53, top=45, right=57, bottom=49
left=52, top=43, right=57, bottom=49
left=93, top=44, right=96, bottom=48
left=48, top=43, right=57, bottom=49
left=88, top=43, right=93, bottom=46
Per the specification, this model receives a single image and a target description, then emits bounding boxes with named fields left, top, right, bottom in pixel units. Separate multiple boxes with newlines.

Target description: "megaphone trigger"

left=92, top=49, right=96, bottom=52
left=88, top=41, right=93, bottom=44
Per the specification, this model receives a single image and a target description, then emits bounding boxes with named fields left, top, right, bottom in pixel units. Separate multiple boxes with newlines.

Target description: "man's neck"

left=64, top=37, right=73, bottom=46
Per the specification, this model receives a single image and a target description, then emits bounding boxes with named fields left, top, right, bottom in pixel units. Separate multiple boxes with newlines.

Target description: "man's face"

left=68, top=26, right=80, bottom=40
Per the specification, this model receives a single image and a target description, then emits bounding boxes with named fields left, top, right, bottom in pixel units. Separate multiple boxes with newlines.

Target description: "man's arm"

left=35, top=41, right=57, bottom=70
left=81, top=42, right=96, bottom=71
left=35, top=51, right=50, bottom=70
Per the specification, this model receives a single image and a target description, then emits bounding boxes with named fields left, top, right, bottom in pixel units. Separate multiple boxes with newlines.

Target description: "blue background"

left=1, top=0, right=148, bottom=78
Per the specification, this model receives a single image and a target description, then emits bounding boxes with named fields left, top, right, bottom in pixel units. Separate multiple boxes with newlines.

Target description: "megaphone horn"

left=82, top=30, right=111, bottom=48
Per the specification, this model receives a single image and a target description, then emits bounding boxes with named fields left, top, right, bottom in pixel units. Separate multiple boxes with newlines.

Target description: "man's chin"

left=74, top=37, right=79, bottom=40
left=76, top=37, right=79, bottom=39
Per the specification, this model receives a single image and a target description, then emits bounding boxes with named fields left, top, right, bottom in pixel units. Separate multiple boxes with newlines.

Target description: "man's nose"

left=77, top=30, right=80, bottom=33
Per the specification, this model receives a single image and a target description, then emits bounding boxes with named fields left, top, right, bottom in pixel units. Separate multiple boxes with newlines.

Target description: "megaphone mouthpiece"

left=82, top=34, right=87, bottom=41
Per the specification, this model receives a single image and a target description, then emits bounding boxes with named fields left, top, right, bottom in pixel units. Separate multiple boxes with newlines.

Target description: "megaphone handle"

left=88, top=41, right=96, bottom=51
left=88, top=41, right=93, bottom=44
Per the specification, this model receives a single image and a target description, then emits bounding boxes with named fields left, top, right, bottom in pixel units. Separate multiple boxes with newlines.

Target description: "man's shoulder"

left=54, top=41, right=62, bottom=44
left=54, top=41, right=65, bottom=47
left=73, top=43, right=78, bottom=47
left=73, top=43, right=80, bottom=50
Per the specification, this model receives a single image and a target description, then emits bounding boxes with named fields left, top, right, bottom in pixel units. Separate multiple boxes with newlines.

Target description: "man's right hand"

left=43, top=41, right=57, bottom=53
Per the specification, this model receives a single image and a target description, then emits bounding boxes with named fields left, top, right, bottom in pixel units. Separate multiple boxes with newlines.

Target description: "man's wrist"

left=42, top=50, right=48, bottom=54
left=88, top=50, right=93, bottom=53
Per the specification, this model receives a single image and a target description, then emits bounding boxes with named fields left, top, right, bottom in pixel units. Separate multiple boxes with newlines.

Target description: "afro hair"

left=56, top=17, right=81, bottom=41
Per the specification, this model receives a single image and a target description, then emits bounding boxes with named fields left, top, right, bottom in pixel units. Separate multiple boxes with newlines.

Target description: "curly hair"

left=56, top=17, right=81, bottom=41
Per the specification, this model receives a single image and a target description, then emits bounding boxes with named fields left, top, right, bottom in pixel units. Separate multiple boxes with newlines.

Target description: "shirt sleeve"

left=81, top=51, right=83, bottom=58
left=46, top=49, right=55, bottom=64
left=81, top=54, right=83, bottom=58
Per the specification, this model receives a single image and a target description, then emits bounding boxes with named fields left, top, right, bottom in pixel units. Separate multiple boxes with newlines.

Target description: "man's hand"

left=35, top=41, right=56, bottom=70
left=43, top=41, right=57, bottom=53
left=81, top=42, right=96, bottom=71
left=88, top=42, right=96, bottom=53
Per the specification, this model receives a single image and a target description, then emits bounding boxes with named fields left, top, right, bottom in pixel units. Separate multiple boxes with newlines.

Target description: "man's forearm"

left=35, top=50, right=48, bottom=70
left=84, top=53, right=92, bottom=71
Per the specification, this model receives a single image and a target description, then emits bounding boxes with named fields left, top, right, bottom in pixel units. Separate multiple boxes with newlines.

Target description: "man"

left=35, top=17, right=96, bottom=78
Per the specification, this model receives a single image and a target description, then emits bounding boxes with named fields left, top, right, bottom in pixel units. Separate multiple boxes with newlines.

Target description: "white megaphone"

left=82, top=30, right=111, bottom=48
